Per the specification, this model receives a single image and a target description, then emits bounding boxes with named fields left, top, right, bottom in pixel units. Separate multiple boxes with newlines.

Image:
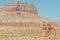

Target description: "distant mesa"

left=0, top=2, right=58, bottom=27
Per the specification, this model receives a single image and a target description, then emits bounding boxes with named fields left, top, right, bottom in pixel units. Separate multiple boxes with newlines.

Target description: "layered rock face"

left=0, top=2, right=37, bottom=14
left=0, top=2, right=42, bottom=27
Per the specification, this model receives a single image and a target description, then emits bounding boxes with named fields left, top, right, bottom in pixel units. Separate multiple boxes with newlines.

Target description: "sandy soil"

left=0, top=26, right=60, bottom=40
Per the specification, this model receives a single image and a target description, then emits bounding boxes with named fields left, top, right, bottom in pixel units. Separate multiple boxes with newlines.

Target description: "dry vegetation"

left=0, top=26, right=60, bottom=40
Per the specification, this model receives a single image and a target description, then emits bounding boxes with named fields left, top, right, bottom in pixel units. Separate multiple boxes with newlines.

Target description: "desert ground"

left=0, top=26, right=60, bottom=40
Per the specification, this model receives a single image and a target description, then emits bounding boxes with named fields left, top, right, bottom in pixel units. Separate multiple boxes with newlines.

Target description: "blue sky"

left=0, top=0, right=60, bottom=22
